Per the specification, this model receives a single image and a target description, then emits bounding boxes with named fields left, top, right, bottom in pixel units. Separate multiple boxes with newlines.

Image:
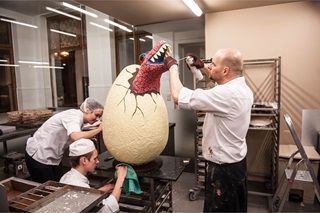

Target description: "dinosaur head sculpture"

left=130, top=41, right=171, bottom=95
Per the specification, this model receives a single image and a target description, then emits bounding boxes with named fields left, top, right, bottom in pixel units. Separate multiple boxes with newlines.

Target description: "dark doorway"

left=0, top=19, right=17, bottom=113
left=55, top=51, right=77, bottom=107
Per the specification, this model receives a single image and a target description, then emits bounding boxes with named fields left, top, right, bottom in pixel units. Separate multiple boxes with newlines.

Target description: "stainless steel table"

left=0, top=127, right=38, bottom=155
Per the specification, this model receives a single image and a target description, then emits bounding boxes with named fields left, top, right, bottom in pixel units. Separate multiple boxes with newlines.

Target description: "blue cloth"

left=115, top=163, right=142, bottom=196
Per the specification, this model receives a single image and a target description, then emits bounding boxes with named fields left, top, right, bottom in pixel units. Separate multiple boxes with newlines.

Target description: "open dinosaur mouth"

left=149, top=43, right=172, bottom=63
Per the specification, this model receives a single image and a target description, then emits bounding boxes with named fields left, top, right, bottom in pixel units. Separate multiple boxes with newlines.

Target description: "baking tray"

left=8, top=181, right=107, bottom=212
left=250, top=117, right=272, bottom=127
left=1, top=177, right=40, bottom=200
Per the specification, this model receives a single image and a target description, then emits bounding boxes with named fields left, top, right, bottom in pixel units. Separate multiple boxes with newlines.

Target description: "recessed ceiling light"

left=183, top=0, right=203, bottom=17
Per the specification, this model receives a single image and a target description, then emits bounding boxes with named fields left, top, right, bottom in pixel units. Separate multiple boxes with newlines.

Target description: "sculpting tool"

left=178, top=57, right=187, bottom=61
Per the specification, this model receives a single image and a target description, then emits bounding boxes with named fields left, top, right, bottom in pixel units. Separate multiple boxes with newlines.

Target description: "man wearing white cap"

left=60, top=138, right=128, bottom=213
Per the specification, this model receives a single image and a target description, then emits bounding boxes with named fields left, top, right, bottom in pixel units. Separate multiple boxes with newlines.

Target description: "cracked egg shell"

left=102, top=64, right=168, bottom=165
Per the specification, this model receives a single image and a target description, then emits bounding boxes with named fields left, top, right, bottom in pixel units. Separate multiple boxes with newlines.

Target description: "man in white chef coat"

left=60, top=138, right=127, bottom=213
left=166, top=49, right=253, bottom=212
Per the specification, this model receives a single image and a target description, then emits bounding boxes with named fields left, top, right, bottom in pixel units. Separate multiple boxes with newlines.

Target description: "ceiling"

left=0, top=0, right=302, bottom=26
left=78, top=0, right=302, bottom=26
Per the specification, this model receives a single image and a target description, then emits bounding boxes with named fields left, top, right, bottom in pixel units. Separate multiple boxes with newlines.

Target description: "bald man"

left=165, top=49, right=253, bottom=212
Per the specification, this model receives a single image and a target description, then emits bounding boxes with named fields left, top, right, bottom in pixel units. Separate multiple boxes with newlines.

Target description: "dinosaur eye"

left=139, top=52, right=149, bottom=63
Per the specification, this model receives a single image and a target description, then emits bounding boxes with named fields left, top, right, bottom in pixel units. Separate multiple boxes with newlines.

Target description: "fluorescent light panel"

left=146, top=35, right=153, bottom=39
left=0, top=64, right=19, bottom=67
left=62, top=2, right=97, bottom=18
left=0, top=59, right=8, bottom=63
left=19, top=61, right=49, bottom=65
left=0, top=18, right=38, bottom=28
left=34, top=65, right=64, bottom=69
left=90, top=22, right=113, bottom=32
left=183, top=0, right=203, bottom=17
left=104, top=19, right=132, bottom=32
left=50, top=29, right=77, bottom=37
left=46, top=7, right=81, bottom=21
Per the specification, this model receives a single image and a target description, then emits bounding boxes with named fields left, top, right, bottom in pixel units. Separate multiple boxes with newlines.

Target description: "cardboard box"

left=278, top=144, right=320, bottom=204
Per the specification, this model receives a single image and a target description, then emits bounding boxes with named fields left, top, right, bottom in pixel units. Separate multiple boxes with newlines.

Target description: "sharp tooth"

left=157, top=51, right=161, bottom=56
left=167, top=46, right=172, bottom=53
left=159, top=47, right=165, bottom=53
left=154, top=54, right=158, bottom=59
left=150, top=57, right=155, bottom=62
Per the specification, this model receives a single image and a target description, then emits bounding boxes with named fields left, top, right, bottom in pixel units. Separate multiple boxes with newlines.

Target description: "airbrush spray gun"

left=185, top=56, right=203, bottom=81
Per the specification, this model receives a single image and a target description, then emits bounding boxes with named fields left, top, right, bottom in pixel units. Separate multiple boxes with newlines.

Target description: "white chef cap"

left=69, top=139, right=95, bottom=156
left=80, top=97, right=104, bottom=113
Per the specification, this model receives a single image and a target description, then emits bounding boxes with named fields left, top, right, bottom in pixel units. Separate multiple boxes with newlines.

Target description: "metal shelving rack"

left=188, top=110, right=206, bottom=201
left=243, top=57, right=281, bottom=197
left=188, top=63, right=211, bottom=201
left=119, top=178, right=173, bottom=212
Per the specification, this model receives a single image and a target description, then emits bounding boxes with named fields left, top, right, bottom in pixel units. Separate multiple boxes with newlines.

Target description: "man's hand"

left=99, top=183, right=115, bottom=192
left=164, top=56, right=177, bottom=70
left=186, top=53, right=204, bottom=69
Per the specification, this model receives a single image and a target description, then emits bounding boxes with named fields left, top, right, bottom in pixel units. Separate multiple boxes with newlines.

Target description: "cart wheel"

left=189, top=189, right=199, bottom=201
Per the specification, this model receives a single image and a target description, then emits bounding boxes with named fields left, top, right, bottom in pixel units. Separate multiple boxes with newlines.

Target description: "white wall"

left=205, top=1, right=320, bottom=144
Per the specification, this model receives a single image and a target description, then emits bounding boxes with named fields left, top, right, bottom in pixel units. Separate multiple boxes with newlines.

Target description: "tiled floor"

left=172, top=172, right=320, bottom=212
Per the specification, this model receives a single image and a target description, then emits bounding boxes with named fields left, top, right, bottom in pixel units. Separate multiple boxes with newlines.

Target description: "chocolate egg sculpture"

left=102, top=41, right=172, bottom=165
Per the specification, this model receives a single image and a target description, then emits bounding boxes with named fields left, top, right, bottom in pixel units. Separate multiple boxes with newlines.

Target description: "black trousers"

left=203, top=157, right=247, bottom=212
left=25, top=152, right=65, bottom=183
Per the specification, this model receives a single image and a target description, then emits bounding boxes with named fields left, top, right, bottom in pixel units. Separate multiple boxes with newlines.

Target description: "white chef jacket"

left=60, top=168, right=119, bottom=213
left=26, top=109, right=83, bottom=165
left=178, top=77, right=253, bottom=164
